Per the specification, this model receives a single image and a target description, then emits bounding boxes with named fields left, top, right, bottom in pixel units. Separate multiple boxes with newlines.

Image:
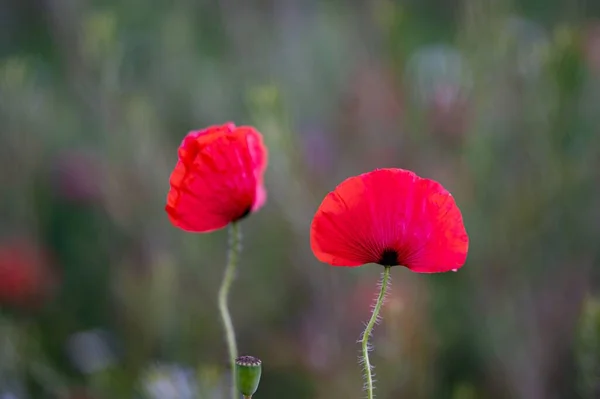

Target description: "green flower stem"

left=361, top=266, right=392, bottom=399
left=218, top=222, right=242, bottom=399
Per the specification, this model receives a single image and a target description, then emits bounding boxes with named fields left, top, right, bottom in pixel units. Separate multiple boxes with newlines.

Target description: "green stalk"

left=361, top=266, right=392, bottom=399
left=218, top=222, right=242, bottom=399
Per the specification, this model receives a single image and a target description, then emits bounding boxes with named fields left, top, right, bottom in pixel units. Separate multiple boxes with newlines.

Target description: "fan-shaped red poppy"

left=310, top=168, right=468, bottom=272
left=166, top=122, right=268, bottom=233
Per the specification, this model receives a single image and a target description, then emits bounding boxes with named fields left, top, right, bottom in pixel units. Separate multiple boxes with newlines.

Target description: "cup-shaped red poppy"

left=166, top=123, right=268, bottom=233
left=310, top=168, right=469, bottom=272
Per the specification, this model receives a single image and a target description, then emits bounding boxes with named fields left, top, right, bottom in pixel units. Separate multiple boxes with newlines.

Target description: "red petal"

left=166, top=124, right=268, bottom=232
left=310, top=168, right=468, bottom=272
left=234, top=126, right=268, bottom=175
left=178, top=123, right=236, bottom=163
left=234, top=126, right=268, bottom=211
left=395, top=177, right=469, bottom=273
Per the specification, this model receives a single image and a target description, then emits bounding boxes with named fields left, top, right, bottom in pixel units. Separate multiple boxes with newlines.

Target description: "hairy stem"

left=218, top=222, right=242, bottom=399
left=361, top=266, right=392, bottom=399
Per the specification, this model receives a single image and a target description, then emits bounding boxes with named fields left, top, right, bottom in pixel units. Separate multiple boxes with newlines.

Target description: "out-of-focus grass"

left=0, top=0, right=599, bottom=398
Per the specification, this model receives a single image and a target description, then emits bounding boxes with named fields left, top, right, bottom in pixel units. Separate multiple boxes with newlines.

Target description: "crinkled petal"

left=166, top=127, right=267, bottom=233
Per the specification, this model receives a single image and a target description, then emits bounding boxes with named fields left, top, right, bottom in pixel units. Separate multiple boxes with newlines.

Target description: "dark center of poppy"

left=378, top=248, right=400, bottom=266
left=234, top=206, right=252, bottom=222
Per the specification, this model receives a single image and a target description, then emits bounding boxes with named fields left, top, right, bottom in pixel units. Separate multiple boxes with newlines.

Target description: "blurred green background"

left=1, top=0, right=600, bottom=398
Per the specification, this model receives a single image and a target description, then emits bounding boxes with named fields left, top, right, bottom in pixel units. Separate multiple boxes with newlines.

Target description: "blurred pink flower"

left=338, top=62, right=405, bottom=142
left=428, top=83, right=471, bottom=141
left=405, top=44, right=473, bottom=141
left=302, top=127, right=335, bottom=175
left=584, top=23, right=600, bottom=74
left=52, top=151, right=103, bottom=202
left=349, top=64, right=404, bottom=122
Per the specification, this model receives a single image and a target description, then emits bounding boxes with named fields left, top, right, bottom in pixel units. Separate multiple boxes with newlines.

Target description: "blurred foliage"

left=1, top=0, right=600, bottom=398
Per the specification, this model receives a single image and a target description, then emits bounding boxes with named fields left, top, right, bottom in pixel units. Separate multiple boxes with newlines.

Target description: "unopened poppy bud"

left=235, top=355, right=262, bottom=398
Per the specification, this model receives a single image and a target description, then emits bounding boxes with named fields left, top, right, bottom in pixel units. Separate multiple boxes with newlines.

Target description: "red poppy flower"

left=0, top=239, right=54, bottom=307
left=166, top=123, right=268, bottom=232
left=310, top=168, right=468, bottom=272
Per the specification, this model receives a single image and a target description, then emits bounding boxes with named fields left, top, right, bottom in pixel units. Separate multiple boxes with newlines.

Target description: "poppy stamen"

left=378, top=248, right=400, bottom=266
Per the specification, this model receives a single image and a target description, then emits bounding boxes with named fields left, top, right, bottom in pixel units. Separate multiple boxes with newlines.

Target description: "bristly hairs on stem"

left=218, top=222, right=242, bottom=399
left=359, top=266, right=392, bottom=399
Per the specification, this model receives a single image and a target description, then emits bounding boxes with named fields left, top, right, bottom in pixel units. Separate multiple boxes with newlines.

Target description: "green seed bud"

left=235, top=355, right=262, bottom=397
